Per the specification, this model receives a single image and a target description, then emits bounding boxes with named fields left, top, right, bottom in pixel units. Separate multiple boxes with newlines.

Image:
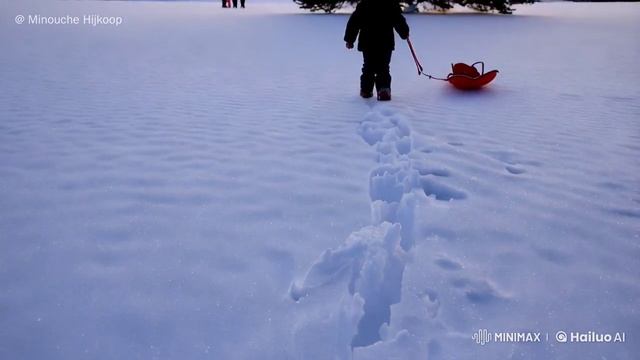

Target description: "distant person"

left=222, top=0, right=231, bottom=8
left=344, top=0, right=409, bottom=101
left=232, top=0, right=246, bottom=8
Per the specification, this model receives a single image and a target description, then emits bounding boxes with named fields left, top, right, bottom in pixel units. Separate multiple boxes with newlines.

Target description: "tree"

left=293, top=0, right=534, bottom=14
left=294, top=0, right=351, bottom=12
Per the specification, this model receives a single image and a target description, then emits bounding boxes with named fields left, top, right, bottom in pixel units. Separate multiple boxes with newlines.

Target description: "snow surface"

left=1, top=1, right=639, bottom=359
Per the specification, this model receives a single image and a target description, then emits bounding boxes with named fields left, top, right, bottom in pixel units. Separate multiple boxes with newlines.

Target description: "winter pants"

left=361, top=49, right=393, bottom=93
left=232, top=0, right=245, bottom=7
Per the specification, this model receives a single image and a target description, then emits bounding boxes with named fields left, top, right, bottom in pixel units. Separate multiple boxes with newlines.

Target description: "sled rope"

left=407, top=38, right=448, bottom=81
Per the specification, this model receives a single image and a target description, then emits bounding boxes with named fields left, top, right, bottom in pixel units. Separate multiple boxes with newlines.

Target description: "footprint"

left=292, top=106, right=432, bottom=351
left=369, top=165, right=408, bottom=203
left=420, top=178, right=467, bottom=201
left=484, top=149, right=541, bottom=176
left=450, top=277, right=506, bottom=305
left=505, top=165, right=526, bottom=175
left=434, top=257, right=462, bottom=271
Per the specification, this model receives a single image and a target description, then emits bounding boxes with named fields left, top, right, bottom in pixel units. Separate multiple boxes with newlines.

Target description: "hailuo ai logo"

left=473, top=329, right=492, bottom=345
left=472, top=329, right=626, bottom=345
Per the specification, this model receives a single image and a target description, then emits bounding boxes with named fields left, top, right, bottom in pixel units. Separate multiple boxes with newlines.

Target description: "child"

left=344, top=0, right=410, bottom=101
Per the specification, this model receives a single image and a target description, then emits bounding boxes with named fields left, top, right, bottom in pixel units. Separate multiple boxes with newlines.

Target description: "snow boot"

left=377, top=88, right=391, bottom=101
left=360, top=90, right=373, bottom=99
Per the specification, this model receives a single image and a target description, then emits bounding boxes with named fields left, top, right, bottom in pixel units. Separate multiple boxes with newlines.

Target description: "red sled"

left=446, top=62, right=499, bottom=90
left=406, top=39, right=499, bottom=91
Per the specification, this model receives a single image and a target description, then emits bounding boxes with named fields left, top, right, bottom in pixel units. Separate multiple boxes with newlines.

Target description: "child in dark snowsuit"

left=344, top=0, right=410, bottom=101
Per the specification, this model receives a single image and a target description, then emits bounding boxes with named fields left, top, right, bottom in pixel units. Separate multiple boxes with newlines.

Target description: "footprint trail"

left=290, top=104, right=431, bottom=353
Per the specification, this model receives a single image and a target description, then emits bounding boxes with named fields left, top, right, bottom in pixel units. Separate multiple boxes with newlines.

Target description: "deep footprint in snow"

left=420, top=177, right=467, bottom=201
left=291, top=105, right=428, bottom=350
left=291, top=104, right=474, bottom=352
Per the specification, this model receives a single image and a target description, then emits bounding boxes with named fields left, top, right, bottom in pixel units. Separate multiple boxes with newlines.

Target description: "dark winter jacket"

left=344, top=0, right=410, bottom=52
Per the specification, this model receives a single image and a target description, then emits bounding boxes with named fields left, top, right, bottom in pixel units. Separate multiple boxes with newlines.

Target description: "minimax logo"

left=473, top=329, right=492, bottom=345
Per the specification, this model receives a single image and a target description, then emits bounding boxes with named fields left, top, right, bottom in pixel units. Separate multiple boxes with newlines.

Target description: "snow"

left=1, top=1, right=639, bottom=359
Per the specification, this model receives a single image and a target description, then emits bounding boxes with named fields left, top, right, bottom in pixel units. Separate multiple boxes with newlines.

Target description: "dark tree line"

left=294, top=0, right=535, bottom=14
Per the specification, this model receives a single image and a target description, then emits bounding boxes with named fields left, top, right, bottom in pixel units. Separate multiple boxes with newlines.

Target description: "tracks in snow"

left=289, top=104, right=473, bottom=354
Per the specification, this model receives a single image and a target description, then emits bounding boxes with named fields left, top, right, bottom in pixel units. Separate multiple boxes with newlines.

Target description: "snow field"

left=0, top=1, right=638, bottom=359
